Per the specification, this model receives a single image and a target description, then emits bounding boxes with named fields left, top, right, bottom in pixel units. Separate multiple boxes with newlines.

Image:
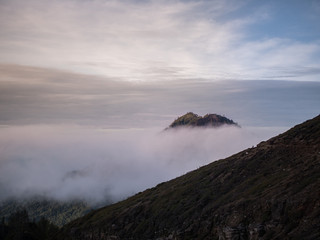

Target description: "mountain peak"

left=168, top=112, right=239, bottom=129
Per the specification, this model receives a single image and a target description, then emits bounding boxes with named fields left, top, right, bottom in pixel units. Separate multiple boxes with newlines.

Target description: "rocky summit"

left=59, top=115, right=320, bottom=240
left=167, top=112, right=239, bottom=129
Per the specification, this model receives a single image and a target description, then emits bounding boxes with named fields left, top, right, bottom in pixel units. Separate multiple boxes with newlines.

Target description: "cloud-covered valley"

left=0, top=65, right=318, bottom=205
left=0, top=125, right=283, bottom=205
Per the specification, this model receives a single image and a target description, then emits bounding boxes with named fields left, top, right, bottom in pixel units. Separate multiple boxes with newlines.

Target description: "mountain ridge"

left=59, top=115, right=320, bottom=239
left=167, top=112, right=239, bottom=129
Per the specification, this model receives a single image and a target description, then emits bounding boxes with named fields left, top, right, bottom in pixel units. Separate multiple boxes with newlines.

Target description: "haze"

left=0, top=125, right=287, bottom=204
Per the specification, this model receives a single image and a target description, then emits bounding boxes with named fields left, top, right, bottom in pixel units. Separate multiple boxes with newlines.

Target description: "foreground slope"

left=60, top=115, right=320, bottom=240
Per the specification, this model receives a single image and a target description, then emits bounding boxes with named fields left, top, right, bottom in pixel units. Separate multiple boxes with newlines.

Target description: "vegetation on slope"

left=60, top=115, right=320, bottom=239
left=0, top=199, right=91, bottom=227
left=0, top=209, right=59, bottom=240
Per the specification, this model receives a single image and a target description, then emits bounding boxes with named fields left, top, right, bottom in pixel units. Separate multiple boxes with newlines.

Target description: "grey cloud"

left=0, top=64, right=319, bottom=128
left=282, top=66, right=320, bottom=77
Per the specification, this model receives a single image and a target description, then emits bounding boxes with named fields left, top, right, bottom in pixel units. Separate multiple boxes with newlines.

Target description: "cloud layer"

left=0, top=0, right=320, bottom=81
left=1, top=64, right=319, bottom=128
left=0, top=124, right=284, bottom=204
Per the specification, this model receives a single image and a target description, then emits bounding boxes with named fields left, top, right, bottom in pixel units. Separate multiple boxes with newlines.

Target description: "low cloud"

left=0, top=124, right=284, bottom=204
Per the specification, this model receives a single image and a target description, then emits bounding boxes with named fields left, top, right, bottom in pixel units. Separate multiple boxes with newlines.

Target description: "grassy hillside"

left=60, top=115, right=320, bottom=239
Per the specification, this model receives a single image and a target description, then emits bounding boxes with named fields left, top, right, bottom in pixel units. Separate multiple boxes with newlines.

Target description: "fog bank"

left=0, top=125, right=285, bottom=204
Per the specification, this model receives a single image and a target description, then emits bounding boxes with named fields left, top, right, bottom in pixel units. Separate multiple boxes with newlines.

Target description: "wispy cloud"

left=0, top=0, right=319, bottom=81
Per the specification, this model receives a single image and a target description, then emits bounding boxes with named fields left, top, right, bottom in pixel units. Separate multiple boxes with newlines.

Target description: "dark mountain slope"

left=60, top=115, right=320, bottom=240
left=168, top=112, right=239, bottom=129
left=0, top=198, right=90, bottom=226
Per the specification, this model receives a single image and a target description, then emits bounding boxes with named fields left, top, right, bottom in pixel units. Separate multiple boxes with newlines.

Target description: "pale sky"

left=1, top=0, right=320, bottom=81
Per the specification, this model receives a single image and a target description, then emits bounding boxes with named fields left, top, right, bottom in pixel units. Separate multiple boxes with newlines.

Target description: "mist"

left=0, top=124, right=285, bottom=205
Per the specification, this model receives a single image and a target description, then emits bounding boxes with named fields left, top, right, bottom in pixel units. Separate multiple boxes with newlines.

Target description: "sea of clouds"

left=0, top=124, right=284, bottom=205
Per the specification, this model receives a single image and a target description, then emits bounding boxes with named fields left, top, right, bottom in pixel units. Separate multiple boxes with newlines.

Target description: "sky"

left=0, top=0, right=319, bottom=203
left=1, top=0, right=320, bottom=81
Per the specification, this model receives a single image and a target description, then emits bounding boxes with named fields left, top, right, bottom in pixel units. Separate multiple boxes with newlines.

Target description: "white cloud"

left=0, top=124, right=284, bottom=204
left=0, top=0, right=211, bottom=79
left=1, top=0, right=319, bottom=81
left=220, top=39, right=320, bottom=80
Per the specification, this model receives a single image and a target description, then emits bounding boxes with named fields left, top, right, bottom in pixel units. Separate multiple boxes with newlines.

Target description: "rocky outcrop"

left=167, top=112, right=239, bottom=129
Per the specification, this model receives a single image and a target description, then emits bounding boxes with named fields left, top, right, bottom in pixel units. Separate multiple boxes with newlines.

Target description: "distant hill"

left=59, top=115, right=320, bottom=239
left=0, top=198, right=91, bottom=227
left=167, top=112, right=239, bottom=129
